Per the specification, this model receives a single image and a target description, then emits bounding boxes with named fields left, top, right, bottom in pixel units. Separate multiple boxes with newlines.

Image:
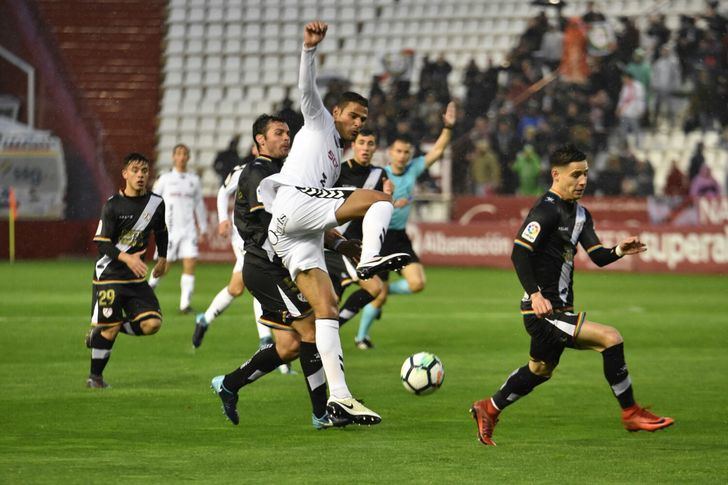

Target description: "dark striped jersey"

left=512, top=190, right=620, bottom=310
left=334, top=159, right=387, bottom=240
left=234, top=155, right=284, bottom=262
left=92, top=192, right=167, bottom=283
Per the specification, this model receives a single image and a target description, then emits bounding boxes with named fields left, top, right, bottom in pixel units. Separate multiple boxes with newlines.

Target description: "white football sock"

left=204, top=287, right=235, bottom=324
left=180, top=273, right=195, bottom=310
left=148, top=274, right=161, bottom=289
left=315, top=318, right=351, bottom=399
left=253, top=298, right=271, bottom=339
left=360, top=200, right=393, bottom=262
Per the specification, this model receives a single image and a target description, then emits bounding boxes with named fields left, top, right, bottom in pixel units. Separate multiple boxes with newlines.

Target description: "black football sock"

left=89, top=330, right=115, bottom=377
left=222, top=343, right=284, bottom=392
left=299, top=341, right=328, bottom=418
left=491, top=365, right=549, bottom=410
left=338, top=289, right=376, bottom=326
left=119, top=320, right=144, bottom=336
left=602, top=343, right=635, bottom=409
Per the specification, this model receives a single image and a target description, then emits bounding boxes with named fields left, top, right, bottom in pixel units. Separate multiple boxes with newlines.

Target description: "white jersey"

left=258, top=45, right=344, bottom=210
left=217, top=163, right=246, bottom=248
left=153, top=169, right=207, bottom=238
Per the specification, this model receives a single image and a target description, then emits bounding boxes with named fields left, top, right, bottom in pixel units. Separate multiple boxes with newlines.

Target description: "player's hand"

left=442, top=101, right=456, bottom=128
left=218, top=220, right=231, bottom=236
left=393, top=198, right=409, bottom=208
left=303, top=21, right=328, bottom=48
left=336, top=239, right=362, bottom=264
left=152, top=258, right=168, bottom=278
left=383, top=179, right=394, bottom=196
left=618, top=236, right=647, bottom=256
left=530, top=291, right=553, bottom=318
left=198, top=231, right=208, bottom=244
left=120, top=250, right=148, bottom=278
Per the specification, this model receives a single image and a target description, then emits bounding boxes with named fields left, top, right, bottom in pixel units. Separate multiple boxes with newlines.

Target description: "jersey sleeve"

left=298, top=45, right=329, bottom=130
left=152, top=174, right=165, bottom=196
left=218, top=167, right=242, bottom=222
left=579, top=208, right=621, bottom=267
left=153, top=199, right=168, bottom=258
left=410, top=156, right=427, bottom=179
left=511, top=201, right=559, bottom=295
left=193, top=178, right=208, bottom=233
left=94, top=199, right=121, bottom=259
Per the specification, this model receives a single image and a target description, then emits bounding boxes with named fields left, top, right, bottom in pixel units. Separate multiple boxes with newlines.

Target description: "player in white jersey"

left=256, top=21, right=410, bottom=424
left=148, top=144, right=207, bottom=313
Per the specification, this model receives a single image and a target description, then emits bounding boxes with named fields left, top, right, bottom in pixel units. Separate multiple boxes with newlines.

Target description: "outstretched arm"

left=424, top=101, right=456, bottom=168
left=299, top=21, right=328, bottom=127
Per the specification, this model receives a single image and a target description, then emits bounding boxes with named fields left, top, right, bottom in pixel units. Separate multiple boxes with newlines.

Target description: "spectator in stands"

left=704, top=0, right=728, bottom=38
left=469, top=139, right=501, bottom=196
left=560, top=17, right=589, bottom=83
left=664, top=160, right=690, bottom=196
left=676, top=16, right=702, bottom=81
left=430, top=54, right=453, bottom=104
left=537, top=22, right=564, bottom=72
left=651, top=46, right=682, bottom=126
left=213, top=135, right=241, bottom=184
left=632, top=158, right=655, bottom=196
left=615, top=17, right=640, bottom=65
left=626, top=49, right=651, bottom=122
left=381, top=48, right=415, bottom=98
left=617, top=71, right=646, bottom=148
left=597, top=154, right=624, bottom=196
left=690, top=70, right=718, bottom=132
left=688, top=142, right=706, bottom=182
left=581, top=1, right=606, bottom=24
left=690, top=163, right=721, bottom=197
left=646, top=14, right=671, bottom=61
left=512, top=144, right=543, bottom=195
left=491, top=118, right=521, bottom=194
left=588, top=89, right=611, bottom=153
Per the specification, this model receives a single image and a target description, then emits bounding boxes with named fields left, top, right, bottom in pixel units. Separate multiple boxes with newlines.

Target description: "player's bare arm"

left=303, top=21, right=328, bottom=48
left=119, top=249, right=148, bottom=278
left=152, top=257, right=168, bottom=278
left=424, top=101, right=457, bottom=167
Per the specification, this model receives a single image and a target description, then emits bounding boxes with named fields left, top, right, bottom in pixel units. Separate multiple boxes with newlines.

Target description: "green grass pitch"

left=1, top=260, right=726, bottom=484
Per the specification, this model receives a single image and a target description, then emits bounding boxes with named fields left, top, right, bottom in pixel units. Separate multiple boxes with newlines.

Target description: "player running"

left=148, top=144, right=207, bottom=313
left=355, top=102, right=456, bottom=349
left=470, top=144, right=674, bottom=446
left=85, top=153, right=168, bottom=388
left=255, top=21, right=410, bottom=423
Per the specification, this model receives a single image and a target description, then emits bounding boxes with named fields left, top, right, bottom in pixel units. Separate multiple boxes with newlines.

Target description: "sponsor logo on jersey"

left=328, top=150, right=339, bottom=168
left=521, top=221, right=541, bottom=243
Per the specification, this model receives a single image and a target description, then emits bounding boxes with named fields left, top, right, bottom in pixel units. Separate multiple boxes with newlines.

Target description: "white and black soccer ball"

left=400, top=352, right=444, bottom=395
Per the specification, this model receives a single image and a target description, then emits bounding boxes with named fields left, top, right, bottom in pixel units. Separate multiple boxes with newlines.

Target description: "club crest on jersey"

left=521, top=221, right=541, bottom=243
left=328, top=150, right=339, bottom=168
left=102, top=307, right=113, bottom=318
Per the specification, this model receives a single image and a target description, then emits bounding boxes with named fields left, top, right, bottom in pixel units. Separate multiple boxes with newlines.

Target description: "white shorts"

left=164, top=233, right=199, bottom=261
left=231, top=230, right=246, bottom=273
left=268, top=185, right=353, bottom=279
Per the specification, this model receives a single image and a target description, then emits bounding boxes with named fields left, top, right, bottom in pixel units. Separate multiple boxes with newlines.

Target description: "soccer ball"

left=400, top=352, right=444, bottom=395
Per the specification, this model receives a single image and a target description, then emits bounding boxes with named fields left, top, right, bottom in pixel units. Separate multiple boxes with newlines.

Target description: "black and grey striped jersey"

left=333, top=159, right=387, bottom=240
left=234, top=155, right=284, bottom=262
left=92, top=191, right=167, bottom=283
left=512, top=190, right=620, bottom=310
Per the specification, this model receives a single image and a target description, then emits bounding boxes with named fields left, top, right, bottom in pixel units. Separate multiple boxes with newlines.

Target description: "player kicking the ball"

left=470, top=144, right=674, bottom=446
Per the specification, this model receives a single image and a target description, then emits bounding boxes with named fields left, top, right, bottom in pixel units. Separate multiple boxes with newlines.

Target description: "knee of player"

left=602, top=326, right=624, bottom=347
left=276, top=339, right=300, bottom=362
left=528, top=359, right=556, bottom=377
left=409, top=279, right=425, bottom=293
left=142, top=318, right=163, bottom=335
left=227, top=285, right=244, bottom=297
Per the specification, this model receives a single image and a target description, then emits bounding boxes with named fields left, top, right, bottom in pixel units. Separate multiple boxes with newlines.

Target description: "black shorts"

left=91, top=281, right=161, bottom=327
left=324, top=250, right=357, bottom=298
left=242, top=252, right=312, bottom=330
left=523, top=310, right=587, bottom=365
left=378, top=229, right=419, bottom=281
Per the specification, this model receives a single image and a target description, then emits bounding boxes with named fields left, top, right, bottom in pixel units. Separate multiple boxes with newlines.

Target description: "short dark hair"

left=549, top=144, right=587, bottom=167
left=391, top=134, right=414, bottom=146
left=172, top=143, right=189, bottom=153
left=252, top=114, right=287, bottom=150
left=123, top=152, right=150, bottom=167
left=355, top=128, right=377, bottom=142
left=336, top=91, right=368, bottom=110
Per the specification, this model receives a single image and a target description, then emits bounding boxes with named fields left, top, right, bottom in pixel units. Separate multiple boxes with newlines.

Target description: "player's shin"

left=491, top=365, right=550, bottom=411
left=299, top=341, right=328, bottom=418
left=203, top=287, right=235, bottom=324
left=222, top=342, right=285, bottom=392
left=601, top=343, right=635, bottom=409
left=356, top=303, right=380, bottom=342
left=315, top=318, right=352, bottom=399
left=89, top=330, right=115, bottom=377
left=339, top=289, right=376, bottom=326
left=388, top=278, right=412, bottom=295
left=360, top=201, right=393, bottom=261
left=180, top=274, right=195, bottom=310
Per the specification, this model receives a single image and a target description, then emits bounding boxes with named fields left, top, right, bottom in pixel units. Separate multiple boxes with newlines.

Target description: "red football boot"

left=470, top=398, right=500, bottom=446
left=621, top=404, right=674, bottom=432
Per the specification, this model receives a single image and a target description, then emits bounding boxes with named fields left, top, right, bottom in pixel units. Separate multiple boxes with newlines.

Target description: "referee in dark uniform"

left=470, top=144, right=674, bottom=446
left=85, top=153, right=168, bottom=388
